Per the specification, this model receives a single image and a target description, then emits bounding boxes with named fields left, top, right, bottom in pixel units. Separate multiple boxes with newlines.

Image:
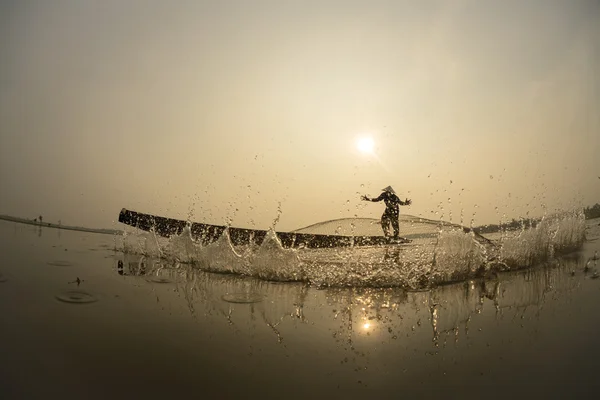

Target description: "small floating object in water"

left=591, top=272, right=599, bottom=280
left=68, top=277, right=83, bottom=286
left=55, top=291, right=98, bottom=304
left=222, top=292, right=263, bottom=304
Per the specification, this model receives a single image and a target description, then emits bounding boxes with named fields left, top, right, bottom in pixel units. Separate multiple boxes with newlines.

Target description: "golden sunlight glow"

left=356, top=137, right=375, bottom=154
left=363, top=322, right=371, bottom=330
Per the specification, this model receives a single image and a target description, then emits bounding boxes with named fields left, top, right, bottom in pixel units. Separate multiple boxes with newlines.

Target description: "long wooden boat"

left=118, top=208, right=410, bottom=248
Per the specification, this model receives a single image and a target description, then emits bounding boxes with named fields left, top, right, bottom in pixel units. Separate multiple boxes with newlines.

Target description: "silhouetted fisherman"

left=361, top=186, right=411, bottom=240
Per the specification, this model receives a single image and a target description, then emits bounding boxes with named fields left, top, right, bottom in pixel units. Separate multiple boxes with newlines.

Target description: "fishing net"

left=292, top=215, right=458, bottom=240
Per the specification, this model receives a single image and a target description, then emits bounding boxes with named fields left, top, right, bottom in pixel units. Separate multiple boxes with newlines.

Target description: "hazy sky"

left=1, top=0, right=599, bottom=231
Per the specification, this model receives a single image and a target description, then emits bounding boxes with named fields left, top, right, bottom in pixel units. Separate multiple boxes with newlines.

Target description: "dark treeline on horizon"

left=584, top=203, right=600, bottom=220
left=473, top=203, right=600, bottom=234
left=474, top=218, right=540, bottom=234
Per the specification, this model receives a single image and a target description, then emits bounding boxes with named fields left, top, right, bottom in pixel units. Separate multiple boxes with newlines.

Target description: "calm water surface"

left=1, top=220, right=600, bottom=399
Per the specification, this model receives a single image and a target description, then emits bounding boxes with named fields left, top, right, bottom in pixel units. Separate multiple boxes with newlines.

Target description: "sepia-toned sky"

left=1, top=0, right=599, bottom=231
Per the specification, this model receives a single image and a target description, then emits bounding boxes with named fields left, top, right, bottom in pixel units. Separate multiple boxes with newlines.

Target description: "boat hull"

left=117, top=209, right=406, bottom=249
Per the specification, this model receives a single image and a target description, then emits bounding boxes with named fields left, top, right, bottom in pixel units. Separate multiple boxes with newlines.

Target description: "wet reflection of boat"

left=428, top=281, right=483, bottom=341
left=491, top=264, right=577, bottom=311
left=115, top=252, right=583, bottom=346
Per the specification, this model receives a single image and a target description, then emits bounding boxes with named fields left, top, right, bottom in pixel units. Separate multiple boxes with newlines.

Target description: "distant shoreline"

left=0, top=215, right=123, bottom=236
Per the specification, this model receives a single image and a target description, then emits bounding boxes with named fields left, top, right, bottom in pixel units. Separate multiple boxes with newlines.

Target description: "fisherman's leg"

left=391, top=217, right=400, bottom=239
left=381, top=214, right=391, bottom=237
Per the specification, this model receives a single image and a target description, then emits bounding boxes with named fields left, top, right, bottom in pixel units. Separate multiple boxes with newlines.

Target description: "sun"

left=356, top=136, right=375, bottom=154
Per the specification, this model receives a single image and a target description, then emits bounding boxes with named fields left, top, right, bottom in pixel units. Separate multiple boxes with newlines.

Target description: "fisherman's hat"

left=382, top=186, right=396, bottom=194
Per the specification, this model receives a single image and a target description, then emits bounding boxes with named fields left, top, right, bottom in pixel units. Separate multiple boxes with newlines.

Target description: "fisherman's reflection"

left=383, top=247, right=402, bottom=263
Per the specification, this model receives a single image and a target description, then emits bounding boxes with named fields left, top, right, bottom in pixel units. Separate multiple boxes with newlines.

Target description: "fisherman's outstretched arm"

left=361, top=193, right=385, bottom=202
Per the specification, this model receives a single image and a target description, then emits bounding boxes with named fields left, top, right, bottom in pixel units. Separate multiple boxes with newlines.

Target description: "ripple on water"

left=149, top=277, right=172, bottom=284
left=221, top=292, right=264, bottom=304
left=55, top=291, right=98, bottom=304
left=47, top=261, right=73, bottom=267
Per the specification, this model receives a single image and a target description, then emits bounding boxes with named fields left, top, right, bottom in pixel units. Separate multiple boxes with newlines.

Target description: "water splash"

left=248, top=228, right=304, bottom=281
left=197, top=228, right=246, bottom=274
left=499, top=210, right=586, bottom=268
left=165, top=224, right=198, bottom=263
left=115, top=211, right=587, bottom=289
left=123, top=229, right=163, bottom=258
